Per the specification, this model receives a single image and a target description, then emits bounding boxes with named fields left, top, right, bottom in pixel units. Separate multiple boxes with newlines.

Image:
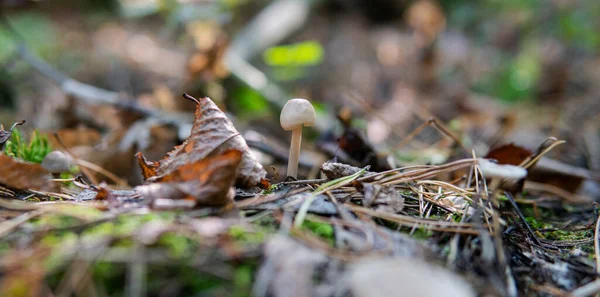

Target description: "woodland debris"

left=321, top=162, right=375, bottom=180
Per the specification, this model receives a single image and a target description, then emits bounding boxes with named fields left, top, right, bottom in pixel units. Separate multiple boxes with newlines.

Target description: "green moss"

left=30, top=214, right=82, bottom=230
left=229, top=225, right=269, bottom=245
left=157, top=232, right=195, bottom=258
left=4, top=129, right=52, bottom=163
left=542, top=229, right=593, bottom=241
left=301, top=219, right=334, bottom=245
left=262, top=183, right=280, bottom=195
left=233, top=264, right=255, bottom=297
left=412, top=227, right=434, bottom=240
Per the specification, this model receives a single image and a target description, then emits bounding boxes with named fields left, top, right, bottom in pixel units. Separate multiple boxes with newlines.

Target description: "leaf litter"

left=2, top=100, right=600, bottom=297
left=1, top=104, right=599, bottom=297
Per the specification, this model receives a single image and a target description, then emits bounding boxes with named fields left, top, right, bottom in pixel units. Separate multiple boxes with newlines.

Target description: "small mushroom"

left=41, top=151, right=72, bottom=177
left=477, top=158, right=527, bottom=180
left=280, top=98, right=316, bottom=179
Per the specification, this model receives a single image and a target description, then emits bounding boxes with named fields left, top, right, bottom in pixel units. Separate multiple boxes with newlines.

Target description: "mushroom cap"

left=280, top=98, right=316, bottom=130
left=41, top=151, right=72, bottom=174
left=478, top=158, right=527, bottom=180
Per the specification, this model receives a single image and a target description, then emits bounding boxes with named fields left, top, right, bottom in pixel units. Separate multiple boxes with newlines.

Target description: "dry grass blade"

left=365, top=159, right=476, bottom=186
left=519, top=138, right=566, bottom=169
left=293, top=167, right=368, bottom=228
left=347, top=204, right=480, bottom=234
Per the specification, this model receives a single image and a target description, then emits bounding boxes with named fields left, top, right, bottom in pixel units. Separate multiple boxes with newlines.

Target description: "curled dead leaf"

left=0, top=154, right=55, bottom=192
left=135, top=152, right=159, bottom=180
left=137, top=94, right=266, bottom=188
left=136, top=149, right=243, bottom=207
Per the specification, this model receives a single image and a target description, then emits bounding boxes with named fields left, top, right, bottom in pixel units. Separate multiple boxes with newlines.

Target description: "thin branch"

left=0, top=14, right=186, bottom=127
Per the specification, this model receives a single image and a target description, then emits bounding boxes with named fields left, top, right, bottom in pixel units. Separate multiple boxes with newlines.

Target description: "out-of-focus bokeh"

left=1, top=0, right=599, bottom=180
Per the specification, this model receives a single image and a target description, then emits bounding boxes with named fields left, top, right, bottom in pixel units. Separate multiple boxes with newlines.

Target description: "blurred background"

left=1, top=0, right=599, bottom=184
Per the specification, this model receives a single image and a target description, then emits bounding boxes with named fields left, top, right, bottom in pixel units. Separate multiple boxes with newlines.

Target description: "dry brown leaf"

left=485, top=143, right=532, bottom=165
left=137, top=94, right=266, bottom=188
left=136, top=149, right=242, bottom=207
left=0, top=154, right=55, bottom=192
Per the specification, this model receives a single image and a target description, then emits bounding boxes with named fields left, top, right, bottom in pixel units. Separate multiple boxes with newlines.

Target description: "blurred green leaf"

left=231, top=86, right=270, bottom=118
left=0, top=12, right=57, bottom=63
left=263, top=41, right=324, bottom=67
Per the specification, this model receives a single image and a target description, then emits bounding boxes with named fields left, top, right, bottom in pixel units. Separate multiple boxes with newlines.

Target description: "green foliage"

left=543, top=229, right=593, bottom=242
left=263, top=41, right=324, bottom=81
left=557, top=9, right=600, bottom=51
left=233, top=264, right=255, bottom=297
left=301, top=219, right=334, bottom=245
left=4, top=129, right=52, bottom=163
left=412, top=227, right=434, bottom=240
left=473, top=48, right=540, bottom=103
left=263, top=41, right=324, bottom=67
left=157, top=232, right=195, bottom=258
left=229, top=225, right=270, bottom=245
left=0, top=12, right=57, bottom=63
left=231, top=86, right=270, bottom=119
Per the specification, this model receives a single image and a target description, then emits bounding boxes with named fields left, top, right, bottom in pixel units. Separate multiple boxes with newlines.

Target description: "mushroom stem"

left=287, top=127, right=302, bottom=178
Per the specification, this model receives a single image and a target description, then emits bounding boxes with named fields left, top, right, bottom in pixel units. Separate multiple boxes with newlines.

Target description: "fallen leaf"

left=0, top=154, right=55, bottom=192
left=136, top=149, right=242, bottom=207
left=485, top=143, right=532, bottom=166
left=137, top=94, right=266, bottom=188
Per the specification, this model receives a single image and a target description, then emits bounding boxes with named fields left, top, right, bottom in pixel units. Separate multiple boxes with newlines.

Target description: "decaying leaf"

left=137, top=94, right=266, bottom=188
left=0, top=154, right=55, bottom=192
left=0, top=120, right=25, bottom=151
left=136, top=149, right=243, bottom=207
left=485, top=143, right=532, bottom=166
left=321, top=162, right=375, bottom=180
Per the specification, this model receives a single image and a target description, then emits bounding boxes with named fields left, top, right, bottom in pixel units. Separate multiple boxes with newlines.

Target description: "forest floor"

left=1, top=1, right=600, bottom=296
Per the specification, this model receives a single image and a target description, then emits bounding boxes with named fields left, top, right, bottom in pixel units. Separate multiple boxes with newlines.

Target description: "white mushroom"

left=41, top=151, right=72, bottom=175
left=280, top=98, right=316, bottom=179
left=478, top=158, right=527, bottom=180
